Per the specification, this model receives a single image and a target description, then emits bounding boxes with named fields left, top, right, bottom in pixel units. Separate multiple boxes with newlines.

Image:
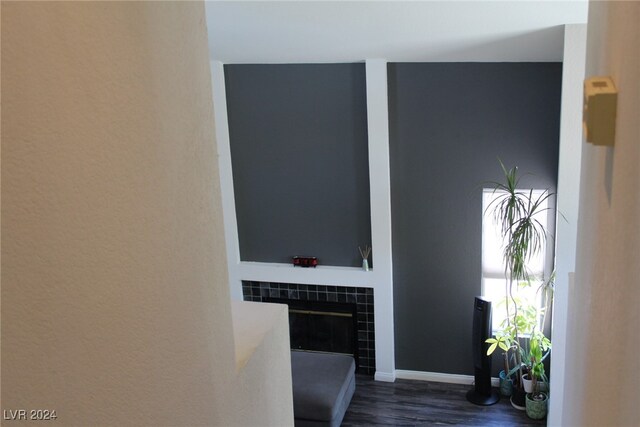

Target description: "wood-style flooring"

left=342, top=375, right=546, bottom=426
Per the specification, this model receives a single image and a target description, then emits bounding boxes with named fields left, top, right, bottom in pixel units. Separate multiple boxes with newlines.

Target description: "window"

left=481, top=189, right=549, bottom=332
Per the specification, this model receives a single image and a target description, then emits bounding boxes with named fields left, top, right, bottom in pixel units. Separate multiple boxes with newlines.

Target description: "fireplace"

left=265, top=297, right=359, bottom=368
left=242, top=281, right=375, bottom=374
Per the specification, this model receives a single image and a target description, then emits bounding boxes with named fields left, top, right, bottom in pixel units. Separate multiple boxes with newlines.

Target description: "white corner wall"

left=232, top=302, right=295, bottom=425
left=365, top=59, right=396, bottom=381
left=563, top=2, right=640, bottom=426
left=210, top=60, right=243, bottom=301
left=547, top=23, right=587, bottom=427
left=1, top=2, right=293, bottom=426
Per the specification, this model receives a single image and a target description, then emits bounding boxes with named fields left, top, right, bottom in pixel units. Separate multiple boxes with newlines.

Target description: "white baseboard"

left=374, top=371, right=397, bottom=382
left=394, top=369, right=499, bottom=387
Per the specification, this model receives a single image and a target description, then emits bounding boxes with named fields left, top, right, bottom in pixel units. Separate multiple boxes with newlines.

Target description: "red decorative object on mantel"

left=292, top=256, right=318, bottom=268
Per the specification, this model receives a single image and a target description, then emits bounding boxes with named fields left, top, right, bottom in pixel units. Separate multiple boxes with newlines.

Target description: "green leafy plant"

left=484, top=160, right=555, bottom=396
left=526, top=273, right=554, bottom=399
left=528, top=331, right=551, bottom=399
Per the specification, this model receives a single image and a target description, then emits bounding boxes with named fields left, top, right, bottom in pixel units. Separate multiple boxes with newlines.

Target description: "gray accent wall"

left=388, top=63, right=562, bottom=374
left=224, top=64, right=371, bottom=267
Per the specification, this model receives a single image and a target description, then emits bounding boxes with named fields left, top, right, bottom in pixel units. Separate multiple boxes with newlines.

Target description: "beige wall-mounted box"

left=583, top=76, right=617, bottom=146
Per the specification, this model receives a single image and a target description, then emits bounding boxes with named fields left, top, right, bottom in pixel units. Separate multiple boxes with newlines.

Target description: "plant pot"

left=499, top=370, right=513, bottom=397
left=526, top=392, right=548, bottom=420
left=510, top=387, right=526, bottom=410
left=522, top=374, right=533, bottom=393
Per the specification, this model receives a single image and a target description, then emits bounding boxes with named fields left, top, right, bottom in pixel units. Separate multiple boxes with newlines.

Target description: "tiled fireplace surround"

left=242, top=281, right=376, bottom=375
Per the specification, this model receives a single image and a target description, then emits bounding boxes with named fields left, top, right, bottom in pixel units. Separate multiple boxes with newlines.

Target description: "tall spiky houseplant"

left=484, top=161, right=554, bottom=401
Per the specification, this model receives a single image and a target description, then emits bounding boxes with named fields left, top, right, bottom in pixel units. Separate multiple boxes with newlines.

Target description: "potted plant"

left=483, top=161, right=555, bottom=410
left=487, top=294, right=537, bottom=407
left=487, top=326, right=517, bottom=397
left=525, top=274, right=553, bottom=419
left=525, top=331, right=551, bottom=419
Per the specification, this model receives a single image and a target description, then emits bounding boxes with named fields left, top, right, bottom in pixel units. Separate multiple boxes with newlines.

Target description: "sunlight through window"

left=482, top=189, right=548, bottom=332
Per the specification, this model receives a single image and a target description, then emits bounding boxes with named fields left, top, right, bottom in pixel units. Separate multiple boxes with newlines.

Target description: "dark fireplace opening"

left=243, top=282, right=375, bottom=375
left=264, top=297, right=359, bottom=370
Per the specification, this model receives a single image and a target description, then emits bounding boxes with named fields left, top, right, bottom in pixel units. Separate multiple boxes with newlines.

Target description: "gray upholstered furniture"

left=291, top=350, right=356, bottom=427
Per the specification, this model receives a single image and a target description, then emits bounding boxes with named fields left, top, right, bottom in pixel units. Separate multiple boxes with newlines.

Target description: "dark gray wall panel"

left=225, top=64, right=371, bottom=267
left=388, top=63, right=562, bottom=374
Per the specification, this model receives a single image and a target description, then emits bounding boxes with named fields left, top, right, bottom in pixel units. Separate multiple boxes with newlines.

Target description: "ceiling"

left=205, top=1, right=588, bottom=63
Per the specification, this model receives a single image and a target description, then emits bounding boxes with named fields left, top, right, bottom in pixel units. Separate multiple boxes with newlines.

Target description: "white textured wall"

left=232, top=302, right=294, bottom=426
left=1, top=2, right=292, bottom=426
left=547, top=23, right=587, bottom=427
left=563, top=2, right=640, bottom=426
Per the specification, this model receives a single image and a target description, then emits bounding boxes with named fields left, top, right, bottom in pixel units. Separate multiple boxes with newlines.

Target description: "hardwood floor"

left=342, top=375, right=546, bottom=426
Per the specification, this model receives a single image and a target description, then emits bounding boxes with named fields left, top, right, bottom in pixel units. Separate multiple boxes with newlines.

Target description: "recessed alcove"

left=244, top=282, right=376, bottom=374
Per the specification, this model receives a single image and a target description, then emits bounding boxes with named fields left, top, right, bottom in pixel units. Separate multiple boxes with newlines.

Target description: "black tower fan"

left=466, top=296, right=500, bottom=405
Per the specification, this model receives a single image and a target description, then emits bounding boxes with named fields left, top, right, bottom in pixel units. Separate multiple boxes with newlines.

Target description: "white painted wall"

left=232, top=302, right=295, bottom=426
left=2, top=2, right=293, bottom=426
left=547, top=23, right=587, bottom=427
left=365, top=59, right=396, bottom=382
left=211, top=60, right=243, bottom=301
left=562, top=2, right=640, bottom=425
